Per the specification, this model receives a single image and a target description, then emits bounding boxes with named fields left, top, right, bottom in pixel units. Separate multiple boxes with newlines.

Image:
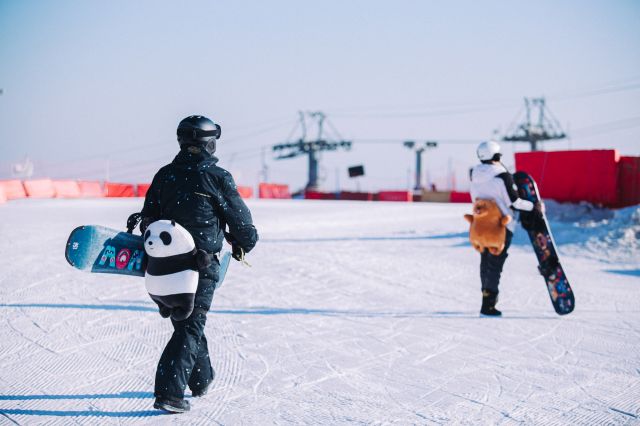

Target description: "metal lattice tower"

left=502, top=97, right=566, bottom=151
left=272, top=111, right=351, bottom=190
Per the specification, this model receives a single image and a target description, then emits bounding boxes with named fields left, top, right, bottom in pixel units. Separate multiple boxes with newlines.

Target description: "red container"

left=449, top=191, right=472, bottom=203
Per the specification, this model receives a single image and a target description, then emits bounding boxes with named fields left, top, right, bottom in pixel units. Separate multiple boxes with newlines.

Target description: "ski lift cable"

left=327, top=102, right=519, bottom=119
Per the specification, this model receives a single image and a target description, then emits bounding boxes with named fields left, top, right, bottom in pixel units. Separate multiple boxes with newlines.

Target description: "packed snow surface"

left=0, top=198, right=638, bottom=425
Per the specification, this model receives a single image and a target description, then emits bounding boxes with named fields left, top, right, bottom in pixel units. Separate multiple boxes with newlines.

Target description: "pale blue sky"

left=1, top=0, right=639, bottom=191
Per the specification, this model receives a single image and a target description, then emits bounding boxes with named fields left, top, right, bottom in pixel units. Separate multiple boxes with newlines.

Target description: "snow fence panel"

left=377, top=191, right=413, bottom=202
left=237, top=186, right=253, bottom=199
left=105, top=182, right=135, bottom=197
left=53, top=180, right=81, bottom=198
left=0, top=180, right=27, bottom=200
left=515, top=150, right=619, bottom=207
left=78, top=181, right=105, bottom=198
left=136, top=183, right=151, bottom=198
left=24, top=179, right=56, bottom=198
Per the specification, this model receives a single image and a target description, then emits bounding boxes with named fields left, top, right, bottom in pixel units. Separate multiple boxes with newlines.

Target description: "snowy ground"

left=0, top=198, right=639, bottom=425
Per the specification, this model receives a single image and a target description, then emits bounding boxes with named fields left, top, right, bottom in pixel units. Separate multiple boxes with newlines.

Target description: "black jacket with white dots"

left=141, top=147, right=258, bottom=254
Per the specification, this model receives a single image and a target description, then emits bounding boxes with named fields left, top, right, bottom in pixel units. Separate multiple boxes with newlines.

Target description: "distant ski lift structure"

left=404, top=140, right=438, bottom=191
left=12, top=157, right=34, bottom=179
left=502, top=97, right=566, bottom=151
left=272, top=111, right=351, bottom=190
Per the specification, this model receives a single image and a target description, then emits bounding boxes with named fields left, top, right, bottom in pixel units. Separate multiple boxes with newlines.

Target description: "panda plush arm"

left=215, top=171, right=259, bottom=254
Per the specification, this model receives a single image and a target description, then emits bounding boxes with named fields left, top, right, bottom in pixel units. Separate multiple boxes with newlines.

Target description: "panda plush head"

left=144, top=220, right=195, bottom=258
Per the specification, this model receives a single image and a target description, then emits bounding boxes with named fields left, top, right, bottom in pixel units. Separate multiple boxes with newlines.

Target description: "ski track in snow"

left=0, top=198, right=638, bottom=425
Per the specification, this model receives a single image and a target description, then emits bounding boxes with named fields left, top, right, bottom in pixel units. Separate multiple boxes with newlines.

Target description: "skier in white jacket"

left=469, top=141, right=543, bottom=316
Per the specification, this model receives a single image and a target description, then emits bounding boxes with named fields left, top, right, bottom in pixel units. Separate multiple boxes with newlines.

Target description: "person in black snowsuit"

left=139, top=115, right=258, bottom=413
left=470, top=141, right=543, bottom=316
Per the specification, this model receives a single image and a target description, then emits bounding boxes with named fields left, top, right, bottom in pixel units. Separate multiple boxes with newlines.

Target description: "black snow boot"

left=191, top=382, right=210, bottom=398
left=481, top=290, right=502, bottom=317
left=153, top=396, right=190, bottom=413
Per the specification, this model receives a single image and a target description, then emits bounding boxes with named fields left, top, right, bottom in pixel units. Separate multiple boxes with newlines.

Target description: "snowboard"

left=513, top=172, right=575, bottom=315
left=65, top=225, right=232, bottom=286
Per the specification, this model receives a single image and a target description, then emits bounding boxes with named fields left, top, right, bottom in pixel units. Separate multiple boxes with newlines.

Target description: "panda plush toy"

left=144, top=220, right=212, bottom=321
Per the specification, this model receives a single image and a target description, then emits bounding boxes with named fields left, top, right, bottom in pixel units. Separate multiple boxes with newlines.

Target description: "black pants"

left=154, top=262, right=219, bottom=400
left=480, top=230, right=513, bottom=293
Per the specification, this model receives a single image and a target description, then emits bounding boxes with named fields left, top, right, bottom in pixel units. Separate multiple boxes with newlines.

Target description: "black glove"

left=232, top=244, right=245, bottom=262
left=140, top=217, right=154, bottom=234
left=224, top=231, right=237, bottom=245
left=126, top=212, right=143, bottom=234
left=520, top=207, right=545, bottom=230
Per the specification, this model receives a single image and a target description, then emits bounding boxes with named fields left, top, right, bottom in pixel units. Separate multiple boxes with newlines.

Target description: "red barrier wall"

left=339, top=191, right=373, bottom=201
left=237, top=186, right=253, bottom=199
left=618, top=156, right=640, bottom=208
left=24, top=179, right=56, bottom=198
left=377, top=191, right=413, bottom=202
left=137, top=183, right=151, bottom=198
left=105, top=182, right=135, bottom=197
left=449, top=191, right=472, bottom=203
left=53, top=180, right=81, bottom=198
left=78, top=181, right=105, bottom=197
left=0, top=180, right=27, bottom=200
left=259, top=183, right=291, bottom=199
left=305, top=191, right=337, bottom=200
left=515, top=150, right=620, bottom=206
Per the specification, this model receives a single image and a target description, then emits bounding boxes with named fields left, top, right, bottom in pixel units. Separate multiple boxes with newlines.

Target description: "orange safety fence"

left=0, top=186, right=6, bottom=203
left=78, top=181, right=105, bottom=197
left=23, top=179, right=56, bottom=198
left=105, top=182, right=135, bottom=197
left=377, top=191, right=413, bottom=202
left=137, top=183, right=151, bottom=198
left=53, top=180, right=81, bottom=198
left=0, top=180, right=27, bottom=200
left=259, top=183, right=291, bottom=199
left=237, top=186, right=253, bottom=199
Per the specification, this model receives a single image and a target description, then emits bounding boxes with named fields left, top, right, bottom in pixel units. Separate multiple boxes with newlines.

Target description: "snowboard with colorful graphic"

left=65, top=225, right=231, bottom=285
left=513, top=172, right=575, bottom=315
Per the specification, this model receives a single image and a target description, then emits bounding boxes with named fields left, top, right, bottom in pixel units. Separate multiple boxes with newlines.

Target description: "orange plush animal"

left=464, top=199, right=512, bottom=255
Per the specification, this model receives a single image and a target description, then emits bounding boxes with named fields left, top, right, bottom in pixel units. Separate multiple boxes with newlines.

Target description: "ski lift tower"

left=502, top=97, right=566, bottom=151
left=404, top=140, right=438, bottom=191
left=272, top=111, right=351, bottom=191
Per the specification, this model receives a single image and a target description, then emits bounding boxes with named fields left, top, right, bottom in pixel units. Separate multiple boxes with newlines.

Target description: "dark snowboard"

left=513, top=172, right=575, bottom=315
left=65, top=225, right=231, bottom=285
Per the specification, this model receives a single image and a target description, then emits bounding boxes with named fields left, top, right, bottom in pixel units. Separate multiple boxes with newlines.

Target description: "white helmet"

left=477, top=141, right=501, bottom=161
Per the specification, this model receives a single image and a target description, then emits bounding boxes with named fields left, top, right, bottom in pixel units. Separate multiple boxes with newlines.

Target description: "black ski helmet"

left=177, top=115, right=221, bottom=154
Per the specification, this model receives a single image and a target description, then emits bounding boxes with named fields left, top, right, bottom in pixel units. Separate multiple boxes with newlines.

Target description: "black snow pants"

left=480, top=230, right=513, bottom=293
left=154, top=262, right=219, bottom=400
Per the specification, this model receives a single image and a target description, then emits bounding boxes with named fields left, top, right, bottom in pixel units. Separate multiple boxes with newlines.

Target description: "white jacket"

left=470, top=162, right=534, bottom=232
